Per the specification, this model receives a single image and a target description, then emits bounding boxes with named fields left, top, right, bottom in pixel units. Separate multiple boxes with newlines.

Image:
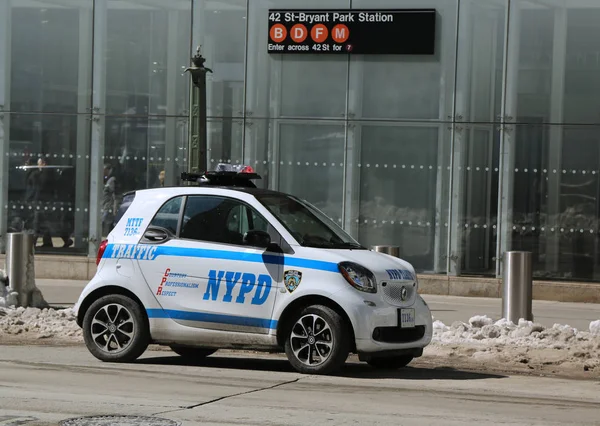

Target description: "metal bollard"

left=5, top=232, right=35, bottom=308
left=371, top=245, right=400, bottom=258
left=502, top=251, right=533, bottom=323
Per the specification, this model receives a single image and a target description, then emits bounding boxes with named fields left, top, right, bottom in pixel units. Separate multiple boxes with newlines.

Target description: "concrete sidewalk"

left=34, top=279, right=600, bottom=331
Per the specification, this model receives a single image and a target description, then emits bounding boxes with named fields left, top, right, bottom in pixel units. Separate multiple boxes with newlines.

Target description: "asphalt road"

left=1, top=345, right=599, bottom=426
left=37, top=279, right=600, bottom=330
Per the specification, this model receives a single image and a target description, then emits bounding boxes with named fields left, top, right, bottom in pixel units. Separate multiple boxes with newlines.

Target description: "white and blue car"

left=74, top=165, right=433, bottom=375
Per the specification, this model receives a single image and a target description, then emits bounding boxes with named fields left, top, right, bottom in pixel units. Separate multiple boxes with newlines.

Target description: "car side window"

left=148, top=196, right=182, bottom=235
left=180, top=195, right=279, bottom=247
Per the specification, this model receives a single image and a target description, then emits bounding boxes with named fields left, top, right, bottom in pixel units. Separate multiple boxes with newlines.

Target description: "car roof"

left=131, top=185, right=290, bottom=198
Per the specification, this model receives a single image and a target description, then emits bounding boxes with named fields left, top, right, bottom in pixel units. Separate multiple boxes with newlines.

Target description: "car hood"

left=295, top=247, right=417, bottom=281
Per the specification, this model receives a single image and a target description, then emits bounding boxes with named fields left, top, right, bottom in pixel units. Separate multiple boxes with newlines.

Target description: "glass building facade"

left=2, top=0, right=600, bottom=283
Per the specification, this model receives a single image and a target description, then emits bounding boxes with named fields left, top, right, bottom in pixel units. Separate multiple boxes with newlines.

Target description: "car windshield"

left=255, top=194, right=364, bottom=249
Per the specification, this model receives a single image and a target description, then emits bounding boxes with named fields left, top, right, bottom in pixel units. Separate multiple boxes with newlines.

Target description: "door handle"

left=144, top=230, right=168, bottom=242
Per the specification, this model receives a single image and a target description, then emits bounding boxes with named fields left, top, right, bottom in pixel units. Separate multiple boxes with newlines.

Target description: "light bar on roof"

left=215, top=163, right=256, bottom=173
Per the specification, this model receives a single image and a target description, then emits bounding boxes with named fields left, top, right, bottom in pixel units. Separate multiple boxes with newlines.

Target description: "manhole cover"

left=59, top=416, right=180, bottom=426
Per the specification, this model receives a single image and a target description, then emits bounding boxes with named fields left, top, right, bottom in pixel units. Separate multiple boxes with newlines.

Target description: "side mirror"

left=244, top=229, right=271, bottom=248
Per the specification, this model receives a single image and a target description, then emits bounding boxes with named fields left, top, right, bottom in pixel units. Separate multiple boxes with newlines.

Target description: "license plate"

left=399, top=308, right=415, bottom=328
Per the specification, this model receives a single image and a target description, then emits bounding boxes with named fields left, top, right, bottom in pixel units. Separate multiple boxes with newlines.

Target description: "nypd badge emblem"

left=284, top=270, right=302, bottom=293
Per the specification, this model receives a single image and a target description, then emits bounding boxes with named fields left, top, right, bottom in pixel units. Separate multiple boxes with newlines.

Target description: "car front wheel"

left=284, top=305, right=350, bottom=375
left=82, top=294, right=149, bottom=363
left=366, top=355, right=414, bottom=369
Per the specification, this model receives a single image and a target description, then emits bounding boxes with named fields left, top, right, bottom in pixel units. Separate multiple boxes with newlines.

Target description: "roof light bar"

left=180, top=163, right=262, bottom=187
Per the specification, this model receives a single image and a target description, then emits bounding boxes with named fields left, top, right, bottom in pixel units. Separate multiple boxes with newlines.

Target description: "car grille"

left=372, top=325, right=426, bottom=343
left=380, top=281, right=416, bottom=306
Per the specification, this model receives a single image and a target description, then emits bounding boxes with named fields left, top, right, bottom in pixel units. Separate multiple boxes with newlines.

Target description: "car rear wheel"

left=367, top=355, right=414, bottom=369
left=284, top=305, right=350, bottom=375
left=82, top=294, right=149, bottom=363
left=169, top=345, right=217, bottom=359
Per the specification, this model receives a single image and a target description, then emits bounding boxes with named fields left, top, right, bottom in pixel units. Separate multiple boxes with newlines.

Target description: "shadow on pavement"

left=339, top=362, right=506, bottom=380
left=134, top=354, right=506, bottom=381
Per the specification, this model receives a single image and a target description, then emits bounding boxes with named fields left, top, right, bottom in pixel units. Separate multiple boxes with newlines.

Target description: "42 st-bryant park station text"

left=270, top=11, right=396, bottom=24
left=267, top=10, right=437, bottom=55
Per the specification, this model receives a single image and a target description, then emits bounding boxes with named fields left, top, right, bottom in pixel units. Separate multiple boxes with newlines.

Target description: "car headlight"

left=338, top=262, right=377, bottom=293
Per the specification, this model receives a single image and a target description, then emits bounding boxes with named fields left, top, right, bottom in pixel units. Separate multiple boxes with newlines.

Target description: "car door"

left=137, top=194, right=284, bottom=335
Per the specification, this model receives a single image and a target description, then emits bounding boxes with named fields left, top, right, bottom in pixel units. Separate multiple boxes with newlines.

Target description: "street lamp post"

left=184, top=46, right=212, bottom=176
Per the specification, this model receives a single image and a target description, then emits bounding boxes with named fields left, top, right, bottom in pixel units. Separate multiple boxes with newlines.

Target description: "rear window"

left=113, top=192, right=136, bottom=227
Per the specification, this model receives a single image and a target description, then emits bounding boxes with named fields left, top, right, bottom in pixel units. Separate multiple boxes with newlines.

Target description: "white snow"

left=432, top=315, right=599, bottom=349
left=0, top=306, right=81, bottom=340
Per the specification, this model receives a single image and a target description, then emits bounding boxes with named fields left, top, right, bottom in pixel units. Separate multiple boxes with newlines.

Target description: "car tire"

left=284, top=304, right=350, bottom=375
left=169, top=345, right=217, bottom=359
left=366, top=355, right=414, bottom=369
left=82, top=294, right=150, bottom=363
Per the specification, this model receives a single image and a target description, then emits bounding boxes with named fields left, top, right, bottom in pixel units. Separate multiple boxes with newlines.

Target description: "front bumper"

left=339, top=291, right=433, bottom=357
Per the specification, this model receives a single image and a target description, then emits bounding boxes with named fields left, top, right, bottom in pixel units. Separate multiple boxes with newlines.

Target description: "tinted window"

left=180, top=196, right=277, bottom=247
left=149, top=196, right=183, bottom=235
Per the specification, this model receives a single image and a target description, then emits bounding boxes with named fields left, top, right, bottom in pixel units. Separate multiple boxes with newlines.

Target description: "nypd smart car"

left=74, top=165, right=433, bottom=375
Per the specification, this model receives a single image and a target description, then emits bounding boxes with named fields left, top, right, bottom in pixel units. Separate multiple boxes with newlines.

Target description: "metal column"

left=448, top=0, right=470, bottom=276
left=434, top=0, right=459, bottom=274
left=545, top=6, right=567, bottom=274
left=502, top=250, right=533, bottom=323
left=75, top=6, right=93, bottom=250
left=371, top=245, right=400, bottom=258
left=185, top=47, right=211, bottom=174
left=164, top=10, right=180, bottom=186
left=5, top=232, right=35, bottom=308
left=88, top=0, right=108, bottom=256
left=496, top=1, right=521, bottom=277
left=0, top=0, right=11, bottom=254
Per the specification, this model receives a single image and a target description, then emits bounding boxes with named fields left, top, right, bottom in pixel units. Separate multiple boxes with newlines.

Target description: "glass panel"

left=347, top=123, right=450, bottom=272
left=455, top=0, right=506, bottom=123
left=509, top=124, right=600, bottom=282
left=277, top=122, right=345, bottom=221
left=564, top=6, right=600, bottom=124
left=8, top=113, right=90, bottom=254
left=348, top=0, right=457, bottom=121
left=101, top=115, right=188, bottom=237
left=207, top=118, right=245, bottom=167
left=245, top=0, right=350, bottom=119
left=9, top=0, right=93, bottom=113
left=455, top=125, right=500, bottom=275
left=513, top=1, right=555, bottom=122
left=193, top=0, right=247, bottom=118
left=104, top=0, right=191, bottom=116
left=513, top=0, right=600, bottom=125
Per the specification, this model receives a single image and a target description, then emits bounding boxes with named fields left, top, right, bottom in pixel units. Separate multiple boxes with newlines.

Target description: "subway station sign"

left=267, top=9, right=436, bottom=55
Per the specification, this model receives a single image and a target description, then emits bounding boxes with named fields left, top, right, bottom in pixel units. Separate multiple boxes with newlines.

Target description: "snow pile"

left=431, top=315, right=600, bottom=350
left=429, top=315, right=600, bottom=372
left=0, top=306, right=81, bottom=340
